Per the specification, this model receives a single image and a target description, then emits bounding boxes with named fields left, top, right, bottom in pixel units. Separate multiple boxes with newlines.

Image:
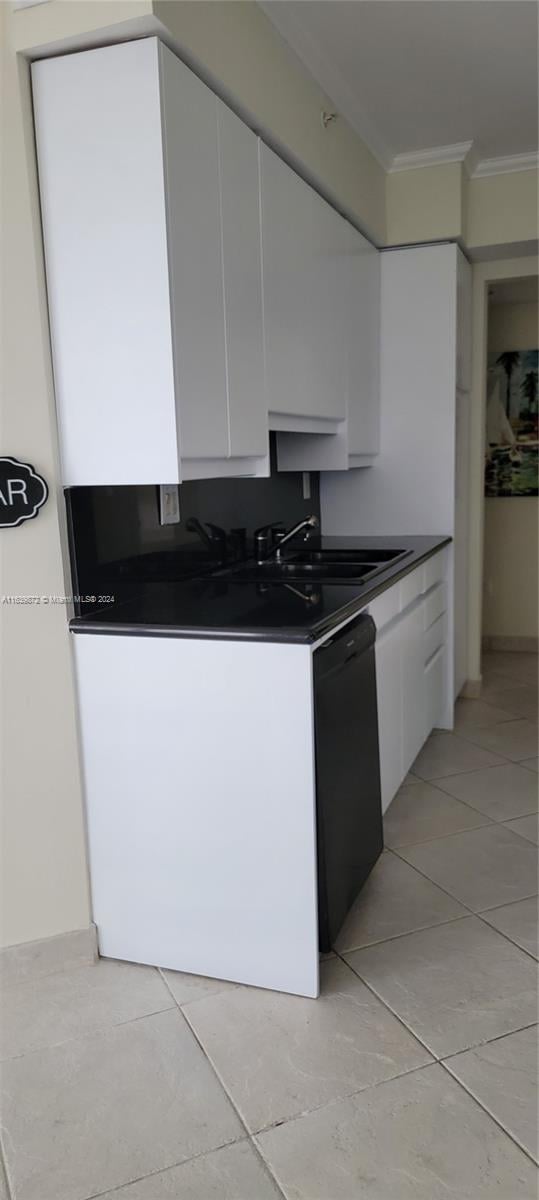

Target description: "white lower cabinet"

left=375, top=620, right=405, bottom=812
left=371, top=550, right=450, bottom=812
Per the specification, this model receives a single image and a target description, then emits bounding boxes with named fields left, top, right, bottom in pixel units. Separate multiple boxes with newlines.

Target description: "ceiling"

left=261, top=1, right=539, bottom=174
left=489, top=277, right=539, bottom=305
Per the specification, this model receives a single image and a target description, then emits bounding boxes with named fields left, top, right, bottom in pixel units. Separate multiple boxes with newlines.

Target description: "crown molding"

left=388, top=142, right=473, bottom=173
left=469, top=151, right=539, bottom=178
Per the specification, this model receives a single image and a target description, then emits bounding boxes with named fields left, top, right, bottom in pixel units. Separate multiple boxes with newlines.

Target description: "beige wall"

left=1, top=7, right=91, bottom=947
left=482, top=300, right=538, bottom=642
left=387, top=161, right=538, bottom=252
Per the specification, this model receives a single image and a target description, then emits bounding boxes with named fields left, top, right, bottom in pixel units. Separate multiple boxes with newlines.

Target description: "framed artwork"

left=485, top=348, right=538, bottom=497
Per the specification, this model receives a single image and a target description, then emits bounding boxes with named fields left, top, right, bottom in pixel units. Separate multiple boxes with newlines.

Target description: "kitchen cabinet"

left=259, top=143, right=347, bottom=434
left=369, top=549, right=450, bottom=812
left=321, top=243, right=472, bottom=701
left=273, top=210, right=380, bottom=470
left=32, top=38, right=268, bottom=486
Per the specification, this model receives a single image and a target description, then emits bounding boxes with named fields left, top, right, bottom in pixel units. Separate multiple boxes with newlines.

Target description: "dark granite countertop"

left=70, top=535, right=451, bottom=644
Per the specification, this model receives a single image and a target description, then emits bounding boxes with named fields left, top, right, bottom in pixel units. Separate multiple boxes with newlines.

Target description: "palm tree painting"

left=486, top=347, right=538, bottom=496
left=521, top=370, right=538, bottom=415
left=496, top=350, right=520, bottom=417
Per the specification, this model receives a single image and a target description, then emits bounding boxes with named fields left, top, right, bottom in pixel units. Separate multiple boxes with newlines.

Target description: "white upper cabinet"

left=259, top=143, right=348, bottom=433
left=271, top=180, right=380, bottom=471
left=32, top=38, right=268, bottom=486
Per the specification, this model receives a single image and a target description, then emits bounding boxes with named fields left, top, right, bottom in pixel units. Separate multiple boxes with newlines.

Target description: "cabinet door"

left=346, top=225, right=381, bottom=463
left=217, top=105, right=267, bottom=460
left=160, top=44, right=229, bottom=463
left=375, top=621, right=404, bottom=814
left=32, top=39, right=180, bottom=486
left=260, top=143, right=346, bottom=430
left=401, top=602, right=427, bottom=773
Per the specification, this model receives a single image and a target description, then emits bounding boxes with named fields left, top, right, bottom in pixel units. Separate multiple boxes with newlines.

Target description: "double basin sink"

left=226, top=547, right=411, bottom=585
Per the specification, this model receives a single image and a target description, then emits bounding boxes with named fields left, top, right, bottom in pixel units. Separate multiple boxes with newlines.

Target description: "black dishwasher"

left=314, top=614, right=383, bottom=952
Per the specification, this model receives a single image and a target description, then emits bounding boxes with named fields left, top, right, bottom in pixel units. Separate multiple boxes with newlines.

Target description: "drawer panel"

left=369, top=584, right=401, bottom=633
left=399, top=565, right=425, bottom=609
left=424, top=612, right=446, bottom=663
left=424, top=582, right=447, bottom=630
left=424, top=550, right=445, bottom=592
left=425, top=646, right=445, bottom=732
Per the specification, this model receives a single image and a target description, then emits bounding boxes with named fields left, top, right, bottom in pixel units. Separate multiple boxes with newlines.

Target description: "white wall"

left=482, top=300, right=538, bottom=642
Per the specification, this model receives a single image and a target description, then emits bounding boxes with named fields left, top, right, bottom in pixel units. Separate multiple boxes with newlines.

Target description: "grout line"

left=385, top=846, right=480, bottom=915
left=334, top=949, right=440, bottom=1062
left=335, top=909, right=472, bottom=956
left=474, top=907, right=539, bottom=963
left=440, top=1021, right=538, bottom=1063
left=0, top=1132, right=14, bottom=1200
left=252, top=1058, right=436, bottom=1138
left=0, top=997, right=179, bottom=1064
left=440, top=1057, right=539, bottom=1168
left=477, top=893, right=539, bottom=916
left=157, top=968, right=288, bottom=1200
left=81, top=1135, right=252, bottom=1200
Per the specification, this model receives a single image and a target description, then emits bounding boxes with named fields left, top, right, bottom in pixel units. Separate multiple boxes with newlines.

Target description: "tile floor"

left=1, top=651, right=537, bottom=1200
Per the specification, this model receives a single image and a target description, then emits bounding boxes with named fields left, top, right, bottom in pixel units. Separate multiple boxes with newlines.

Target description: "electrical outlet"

left=159, top=484, right=180, bottom=525
left=302, top=471, right=311, bottom=500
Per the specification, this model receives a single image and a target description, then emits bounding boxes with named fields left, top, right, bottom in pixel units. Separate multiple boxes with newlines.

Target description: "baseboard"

left=482, top=635, right=538, bottom=653
left=0, top=924, right=97, bottom=988
left=460, top=678, right=483, bottom=699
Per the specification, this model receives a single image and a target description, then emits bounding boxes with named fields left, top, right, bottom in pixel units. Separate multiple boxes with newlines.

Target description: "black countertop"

left=70, top=535, right=451, bottom=644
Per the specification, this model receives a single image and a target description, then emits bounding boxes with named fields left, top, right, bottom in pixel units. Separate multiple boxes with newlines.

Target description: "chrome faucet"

left=266, top=515, right=319, bottom=560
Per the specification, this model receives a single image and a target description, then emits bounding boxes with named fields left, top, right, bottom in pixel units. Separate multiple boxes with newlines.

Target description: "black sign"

left=0, top=457, right=49, bottom=528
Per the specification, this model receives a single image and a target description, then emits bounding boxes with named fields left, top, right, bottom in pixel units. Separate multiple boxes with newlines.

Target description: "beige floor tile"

left=256, top=1063, right=537, bottom=1200
left=480, top=898, right=538, bottom=960
left=1, top=1008, right=243, bottom=1200
left=480, top=672, right=532, bottom=704
left=334, top=851, right=466, bottom=952
left=459, top=718, right=538, bottom=763
left=399, top=771, right=419, bottom=787
left=411, top=733, right=504, bottom=780
left=522, top=756, right=539, bottom=773
left=397, top=823, right=538, bottom=911
left=0, top=959, right=174, bottom=1061
left=444, top=1027, right=538, bottom=1162
left=454, top=697, right=520, bottom=728
left=184, top=956, right=432, bottom=1133
left=433, top=761, right=538, bottom=822
left=101, top=1142, right=282, bottom=1199
left=161, top=968, right=238, bottom=1007
left=0, top=1160, right=8, bottom=1200
left=488, top=687, right=538, bottom=722
left=384, top=780, right=490, bottom=848
left=504, top=814, right=539, bottom=844
left=482, top=652, right=538, bottom=687
left=345, top=916, right=538, bottom=1058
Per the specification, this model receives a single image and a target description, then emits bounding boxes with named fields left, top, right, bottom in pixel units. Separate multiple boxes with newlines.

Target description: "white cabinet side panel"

left=321, top=244, right=457, bottom=535
left=346, top=225, right=381, bottom=459
left=74, top=635, right=319, bottom=998
left=217, top=105, right=267, bottom=459
left=159, top=43, right=228, bottom=461
left=32, top=40, right=178, bottom=486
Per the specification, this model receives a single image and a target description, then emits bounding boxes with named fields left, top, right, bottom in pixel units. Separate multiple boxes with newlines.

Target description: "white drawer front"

left=424, top=550, right=446, bottom=592
left=399, top=565, right=425, bottom=609
left=424, top=582, right=447, bottom=630
left=369, top=584, right=401, bottom=633
left=424, top=613, right=447, bottom=663
left=425, top=646, right=445, bottom=732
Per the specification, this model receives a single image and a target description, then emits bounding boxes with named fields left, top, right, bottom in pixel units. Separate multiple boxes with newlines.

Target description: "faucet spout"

left=265, top=515, right=319, bottom=560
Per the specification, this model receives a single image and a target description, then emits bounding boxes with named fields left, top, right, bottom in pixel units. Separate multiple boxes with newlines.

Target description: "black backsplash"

left=66, top=437, right=320, bottom=608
